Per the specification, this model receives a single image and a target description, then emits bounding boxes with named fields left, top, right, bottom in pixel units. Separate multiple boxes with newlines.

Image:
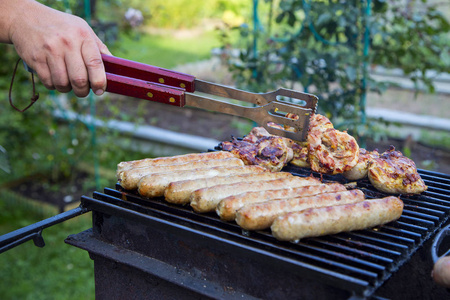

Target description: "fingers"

left=47, top=54, right=72, bottom=93
left=65, top=49, right=90, bottom=97
left=41, top=32, right=110, bottom=98
left=61, top=30, right=111, bottom=97
left=9, top=3, right=112, bottom=97
left=33, top=60, right=55, bottom=91
left=81, top=36, right=107, bottom=96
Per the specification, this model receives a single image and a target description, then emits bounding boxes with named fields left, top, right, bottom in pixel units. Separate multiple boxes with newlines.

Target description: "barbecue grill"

left=1, top=152, right=450, bottom=299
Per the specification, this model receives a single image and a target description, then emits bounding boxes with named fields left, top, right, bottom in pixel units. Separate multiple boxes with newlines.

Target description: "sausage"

left=138, top=165, right=264, bottom=198
left=164, top=171, right=291, bottom=205
left=217, top=183, right=347, bottom=221
left=118, top=157, right=244, bottom=190
left=117, top=151, right=235, bottom=175
left=190, top=176, right=322, bottom=213
left=235, top=189, right=365, bottom=230
left=271, top=196, right=403, bottom=241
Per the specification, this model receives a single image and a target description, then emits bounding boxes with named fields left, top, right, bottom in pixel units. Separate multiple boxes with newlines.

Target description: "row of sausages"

left=117, top=151, right=404, bottom=241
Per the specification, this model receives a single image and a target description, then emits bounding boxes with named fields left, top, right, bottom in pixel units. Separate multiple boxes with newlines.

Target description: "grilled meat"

left=343, top=148, right=380, bottom=181
left=221, top=135, right=294, bottom=172
left=368, top=146, right=427, bottom=194
left=164, top=171, right=290, bottom=205
left=290, top=142, right=310, bottom=168
left=235, top=190, right=365, bottom=231
left=118, top=157, right=244, bottom=190
left=216, top=182, right=346, bottom=221
left=117, top=151, right=235, bottom=175
left=307, top=114, right=359, bottom=174
left=138, top=165, right=265, bottom=198
left=271, top=196, right=404, bottom=241
left=190, top=176, right=321, bottom=213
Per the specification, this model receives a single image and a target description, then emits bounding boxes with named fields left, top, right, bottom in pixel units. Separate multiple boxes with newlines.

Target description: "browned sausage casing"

left=217, top=183, right=347, bottom=221
left=117, top=151, right=235, bottom=175
left=138, top=165, right=264, bottom=198
left=271, top=196, right=403, bottom=241
left=235, top=189, right=365, bottom=230
left=118, top=157, right=244, bottom=190
left=164, top=171, right=291, bottom=205
left=190, top=176, right=322, bottom=213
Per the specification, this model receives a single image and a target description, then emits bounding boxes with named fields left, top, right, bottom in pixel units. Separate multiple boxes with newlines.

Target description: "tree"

left=221, top=0, right=450, bottom=140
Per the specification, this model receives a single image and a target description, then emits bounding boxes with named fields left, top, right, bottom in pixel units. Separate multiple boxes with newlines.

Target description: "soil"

left=6, top=171, right=95, bottom=213
left=8, top=58, right=450, bottom=210
left=9, top=99, right=450, bottom=212
left=95, top=57, right=450, bottom=174
left=99, top=95, right=450, bottom=175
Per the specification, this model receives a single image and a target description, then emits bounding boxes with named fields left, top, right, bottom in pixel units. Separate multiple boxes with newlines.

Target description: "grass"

left=0, top=190, right=94, bottom=299
left=0, top=27, right=221, bottom=300
left=113, top=29, right=222, bottom=69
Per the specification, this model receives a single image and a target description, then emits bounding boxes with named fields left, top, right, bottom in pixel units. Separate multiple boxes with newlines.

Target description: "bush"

left=141, top=0, right=251, bottom=29
left=0, top=0, right=145, bottom=182
left=220, top=0, right=450, bottom=140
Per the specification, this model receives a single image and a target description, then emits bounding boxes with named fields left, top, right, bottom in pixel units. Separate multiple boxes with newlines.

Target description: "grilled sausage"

left=118, top=157, right=244, bottom=190
left=138, top=165, right=264, bottom=198
left=236, top=189, right=365, bottom=230
left=164, top=171, right=291, bottom=205
left=190, top=176, right=322, bottom=213
left=117, top=151, right=235, bottom=175
left=271, top=196, right=403, bottom=241
left=217, top=183, right=347, bottom=221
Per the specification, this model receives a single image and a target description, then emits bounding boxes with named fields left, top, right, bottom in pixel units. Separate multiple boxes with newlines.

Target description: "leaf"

left=275, top=12, right=286, bottom=24
left=287, top=11, right=297, bottom=27
left=316, top=13, right=332, bottom=27
left=345, top=66, right=357, bottom=82
left=440, top=50, right=450, bottom=66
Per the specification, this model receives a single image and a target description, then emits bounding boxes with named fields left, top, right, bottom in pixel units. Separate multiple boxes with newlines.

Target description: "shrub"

left=220, top=0, right=450, bottom=140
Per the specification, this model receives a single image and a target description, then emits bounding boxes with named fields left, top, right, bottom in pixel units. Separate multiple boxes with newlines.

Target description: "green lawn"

left=0, top=27, right=221, bottom=300
left=0, top=190, right=94, bottom=299
left=114, top=29, right=222, bottom=69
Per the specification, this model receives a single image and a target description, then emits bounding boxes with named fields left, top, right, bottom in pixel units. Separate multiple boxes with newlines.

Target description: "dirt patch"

left=10, top=59, right=450, bottom=210
left=7, top=104, right=450, bottom=211
left=95, top=57, right=450, bottom=174
left=98, top=96, right=248, bottom=141
left=98, top=94, right=450, bottom=175
left=6, top=172, right=96, bottom=213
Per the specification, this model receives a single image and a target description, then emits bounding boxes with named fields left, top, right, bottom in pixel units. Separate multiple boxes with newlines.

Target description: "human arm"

left=0, top=0, right=111, bottom=97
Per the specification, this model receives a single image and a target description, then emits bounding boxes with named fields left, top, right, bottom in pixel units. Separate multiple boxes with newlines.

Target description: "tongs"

left=102, top=54, right=318, bottom=141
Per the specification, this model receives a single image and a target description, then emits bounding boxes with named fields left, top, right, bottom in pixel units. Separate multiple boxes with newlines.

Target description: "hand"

left=432, top=256, right=450, bottom=288
left=4, top=0, right=112, bottom=97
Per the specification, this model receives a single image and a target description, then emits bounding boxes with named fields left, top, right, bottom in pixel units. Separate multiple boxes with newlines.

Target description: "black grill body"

left=66, top=167, right=450, bottom=299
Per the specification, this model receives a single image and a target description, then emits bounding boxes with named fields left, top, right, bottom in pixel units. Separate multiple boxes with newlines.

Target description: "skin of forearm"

left=1, top=0, right=110, bottom=96
left=0, top=0, right=42, bottom=43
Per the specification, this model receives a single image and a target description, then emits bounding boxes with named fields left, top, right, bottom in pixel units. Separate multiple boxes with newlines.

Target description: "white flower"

left=125, top=8, right=144, bottom=28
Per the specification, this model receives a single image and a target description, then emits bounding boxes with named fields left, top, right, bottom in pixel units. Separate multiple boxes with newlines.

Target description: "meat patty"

left=307, top=114, right=359, bottom=174
left=368, top=146, right=427, bottom=194
left=343, top=148, right=380, bottom=181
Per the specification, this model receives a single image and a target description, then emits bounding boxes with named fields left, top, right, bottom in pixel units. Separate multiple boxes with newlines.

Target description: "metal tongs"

left=103, top=54, right=318, bottom=141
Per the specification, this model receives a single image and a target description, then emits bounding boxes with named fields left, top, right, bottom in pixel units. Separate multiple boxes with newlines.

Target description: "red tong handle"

left=102, top=54, right=196, bottom=107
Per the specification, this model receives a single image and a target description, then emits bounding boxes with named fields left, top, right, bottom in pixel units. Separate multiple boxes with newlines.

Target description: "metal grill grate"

left=81, top=167, right=450, bottom=298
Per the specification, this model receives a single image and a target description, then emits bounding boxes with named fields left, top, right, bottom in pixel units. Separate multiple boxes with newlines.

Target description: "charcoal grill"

left=2, top=157, right=450, bottom=299
left=71, top=164, right=450, bottom=299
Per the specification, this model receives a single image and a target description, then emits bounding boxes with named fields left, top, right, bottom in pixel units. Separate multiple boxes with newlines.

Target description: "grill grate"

left=83, top=166, right=450, bottom=298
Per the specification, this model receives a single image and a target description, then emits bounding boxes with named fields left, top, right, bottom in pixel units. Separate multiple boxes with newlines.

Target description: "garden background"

left=0, top=1, right=449, bottom=299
